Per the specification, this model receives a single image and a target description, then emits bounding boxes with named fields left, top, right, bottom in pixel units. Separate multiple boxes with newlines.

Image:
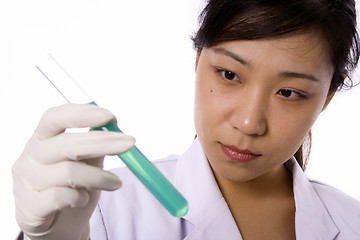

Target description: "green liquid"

left=92, top=116, right=188, bottom=217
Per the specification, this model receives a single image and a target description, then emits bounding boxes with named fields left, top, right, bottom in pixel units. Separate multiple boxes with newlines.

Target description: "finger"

left=35, top=103, right=115, bottom=140
left=15, top=186, right=100, bottom=235
left=14, top=158, right=122, bottom=191
left=29, top=131, right=135, bottom=164
left=14, top=177, right=90, bottom=219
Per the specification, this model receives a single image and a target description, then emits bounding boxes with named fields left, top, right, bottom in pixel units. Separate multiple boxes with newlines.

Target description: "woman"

left=13, top=0, right=360, bottom=239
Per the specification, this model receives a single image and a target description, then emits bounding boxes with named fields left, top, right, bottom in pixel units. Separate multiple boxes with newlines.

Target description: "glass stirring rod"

left=35, top=54, right=189, bottom=217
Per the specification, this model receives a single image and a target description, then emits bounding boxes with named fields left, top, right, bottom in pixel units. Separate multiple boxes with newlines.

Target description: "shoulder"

left=310, top=179, right=360, bottom=209
left=111, top=154, right=181, bottom=180
left=310, top=179, right=360, bottom=231
left=98, top=154, right=183, bottom=215
left=104, top=154, right=182, bottom=205
left=93, top=154, right=186, bottom=239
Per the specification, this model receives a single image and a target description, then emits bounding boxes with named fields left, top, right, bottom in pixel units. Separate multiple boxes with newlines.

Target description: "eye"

left=277, top=89, right=307, bottom=100
left=216, top=68, right=240, bottom=82
left=223, top=71, right=238, bottom=80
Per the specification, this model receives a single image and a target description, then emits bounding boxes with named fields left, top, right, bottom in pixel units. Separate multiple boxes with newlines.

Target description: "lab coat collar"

left=285, top=158, right=339, bottom=239
left=174, top=139, right=242, bottom=239
left=174, top=139, right=340, bottom=239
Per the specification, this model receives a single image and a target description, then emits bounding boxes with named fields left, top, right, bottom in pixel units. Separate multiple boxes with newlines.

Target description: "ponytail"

left=294, top=131, right=312, bottom=171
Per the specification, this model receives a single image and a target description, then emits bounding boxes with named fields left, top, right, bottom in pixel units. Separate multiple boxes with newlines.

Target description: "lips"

left=220, top=144, right=260, bottom=162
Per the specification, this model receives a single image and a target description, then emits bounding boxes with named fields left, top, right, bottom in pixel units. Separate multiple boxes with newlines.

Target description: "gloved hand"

left=12, top=103, right=135, bottom=240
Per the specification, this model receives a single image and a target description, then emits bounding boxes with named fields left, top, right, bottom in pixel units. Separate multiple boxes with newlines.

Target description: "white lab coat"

left=90, top=139, right=360, bottom=239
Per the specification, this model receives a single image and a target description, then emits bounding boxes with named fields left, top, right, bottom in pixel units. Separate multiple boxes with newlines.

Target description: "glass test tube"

left=36, top=54, right=189, bottom=217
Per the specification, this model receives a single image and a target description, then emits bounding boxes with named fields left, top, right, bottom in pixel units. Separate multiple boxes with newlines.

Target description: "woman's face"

left=194, top=33, right=333, bottom=183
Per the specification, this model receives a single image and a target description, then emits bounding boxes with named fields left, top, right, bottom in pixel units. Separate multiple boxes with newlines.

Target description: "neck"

left=215, top=164, right=294, bottom=202
left=215, top=164, right=296, bottom=240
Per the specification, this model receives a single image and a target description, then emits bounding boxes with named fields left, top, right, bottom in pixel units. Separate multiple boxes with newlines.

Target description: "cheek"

left=194, top=74, right=226, bottom=137
left=194, top=79, right=212, bottom=134
left=269, top=104, right=322, bottom=156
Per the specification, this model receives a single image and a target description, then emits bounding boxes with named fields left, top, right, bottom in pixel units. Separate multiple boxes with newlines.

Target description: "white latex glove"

left=12, top=103, right=135, bottom=240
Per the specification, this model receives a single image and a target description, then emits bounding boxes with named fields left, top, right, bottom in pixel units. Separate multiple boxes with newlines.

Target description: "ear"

left=322, top=90, right=336, bottom=111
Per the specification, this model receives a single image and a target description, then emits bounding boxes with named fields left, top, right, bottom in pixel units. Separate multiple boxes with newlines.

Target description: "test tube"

left=35, top=54, right=188, bottom=217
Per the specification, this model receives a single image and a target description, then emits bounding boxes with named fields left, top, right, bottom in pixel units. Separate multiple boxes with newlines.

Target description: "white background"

left=1, top=0, right=359, bottom=238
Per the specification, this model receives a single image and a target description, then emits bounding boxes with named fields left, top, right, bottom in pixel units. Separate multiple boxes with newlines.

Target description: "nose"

left=229, top=87, right=267, bottom=136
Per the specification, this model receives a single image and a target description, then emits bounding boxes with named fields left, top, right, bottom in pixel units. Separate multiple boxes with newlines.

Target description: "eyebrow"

left=212, top=47, right=320, bottom=83
left=212, top=47, right=251, bottom=67
left=279, top=72, right=320, bottom=82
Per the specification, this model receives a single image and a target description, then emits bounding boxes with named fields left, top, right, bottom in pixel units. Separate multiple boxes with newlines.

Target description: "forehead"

left=271, top=32, right=330, bottom=62
left=206, top=32, right=332, bottom=74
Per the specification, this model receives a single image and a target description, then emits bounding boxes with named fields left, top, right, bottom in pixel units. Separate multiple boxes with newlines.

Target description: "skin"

left=194, top=32, right=334, bottom=239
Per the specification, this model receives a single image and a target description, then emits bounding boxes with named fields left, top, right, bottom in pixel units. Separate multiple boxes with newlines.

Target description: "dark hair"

left=192, top=0, right=360, bottom=170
